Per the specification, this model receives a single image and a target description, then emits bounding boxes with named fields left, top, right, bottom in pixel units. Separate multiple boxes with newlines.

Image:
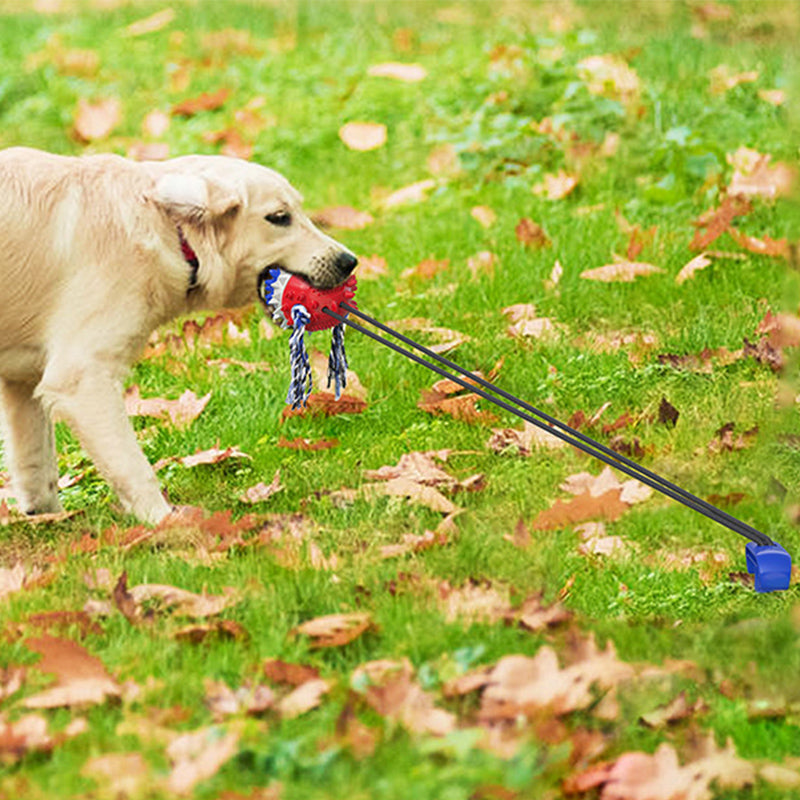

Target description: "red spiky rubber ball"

left=258, top=269, right=357, bottom=331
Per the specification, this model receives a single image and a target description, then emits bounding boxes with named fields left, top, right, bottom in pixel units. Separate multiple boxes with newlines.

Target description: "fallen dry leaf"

left=173, top=620, right=249, bottom=644
left=368, top=477, right=461, bottom=515
left=292, top=612, right=373, bottom=648
left=546, top=259, right=564, bottom=290
left=367, top=62, right=427, bottom=82
left=503, top=303, right=560, bottom=339
left=515, top=217, right=551, bottom=248
left=487, top=421, right=566, bottom=455
left=471, top=206, right=497, bottom=228
left=383, top=179, right=436, bottom=209
left=707, top=421, right=759, bottom=454
left=639, top=690, right=707, bottom=728
left=281, top=392, right=367, bottom=419
left=277, top=679, right=330, bottom=719
left=467, top=250, right=498, bottom=280
left=0, top=563, right=49, bottom=601
left=356, top=254, right=389, bottom=280
left=728, top=228, right=789, bottom=259
left=166, top=726, right=240, bottom=796
left=567, top=735, right=754, bottom=800
left=155, top=444, right=252, bottom=471
left=202, top=127, right=253, bottom=160
left=419, top=390, right=497, bottom=425
left=125, top=386, right=211, bottom=428
left=352, top=658, right=456, bottom=736
left=675, top=253, right=713, bottom=285
left=123, top=7, right=175, bottom=36
left=727, top=146, right=794, bottom=200
left=125, top=582, right=240, bottom=618
left=508, top=592, right=573, bottom=633
left=481, top=635, right=635, bottom=721
left=427, top=143, right=461, bottom=176
left=339, top=121, right=387, bottom=151
left=577, top=521, right=632, bottom=558
left=709, top=64, right=759, bottom=94
left=440, top=580, right=509, bottom=624
left=277, top=437, right=339, bottom=451
left=239, top=470, right=283, bottom=504
left=560, top=467, right=652, bottom=505
left=580, top=256, right=664, bottom=283
left=378, top=529, right=448, bottom=559
left=532, top=489, right=630, bottom=531
left=690, top=194, right=752, bottom=251
left=400, top=257, right=449, bottom=282
left=312, top=206, right=375, bottom=230
left=144, top=311, right=252, bottom=359
left=172, top=88, right=230, bottom=117
left=758, top=88, right=786, bottom=106
left=73, top=97, right=121, bottom=142
left=757, top=310, right=800, bottom=349
left=23, top=635, right=121, bottom=709
left=82, top=752, right=152, bottom=798
left=0, top=714, right=54, bottom=764
left=263, top=659, right=320, bottom=687
left=364, top=451, right=458, bottom=489
left=577, top=53, right=640, bottom=106
left=532, top=170, right=579, bottom=200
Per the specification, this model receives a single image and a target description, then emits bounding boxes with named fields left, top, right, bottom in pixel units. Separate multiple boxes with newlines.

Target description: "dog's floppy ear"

left=145, top=173, right=240, bottom=224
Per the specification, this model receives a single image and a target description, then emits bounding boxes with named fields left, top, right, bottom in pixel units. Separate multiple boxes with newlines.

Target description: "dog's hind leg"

left=0, top=378, right=62, bottom=514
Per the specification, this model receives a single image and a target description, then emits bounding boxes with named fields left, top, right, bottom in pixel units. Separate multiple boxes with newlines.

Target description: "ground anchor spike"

left=745, top=542, right=792, bottom=593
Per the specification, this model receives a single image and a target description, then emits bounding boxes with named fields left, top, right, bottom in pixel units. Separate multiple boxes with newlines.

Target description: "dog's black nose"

left=335, top=251, right=358, bottom=276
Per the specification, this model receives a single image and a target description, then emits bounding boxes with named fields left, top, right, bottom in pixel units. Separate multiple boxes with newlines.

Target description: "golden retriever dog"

left=0, top=147, right=357, bottom=523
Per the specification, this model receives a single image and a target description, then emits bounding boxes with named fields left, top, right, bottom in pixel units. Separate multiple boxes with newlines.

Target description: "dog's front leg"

left=37, top=365, right=171, bottom=524
left=0, top=379, right=62, bottom=514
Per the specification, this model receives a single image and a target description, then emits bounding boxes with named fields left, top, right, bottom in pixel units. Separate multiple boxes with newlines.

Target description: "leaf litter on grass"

left=2, top=1, right=799, bottom=796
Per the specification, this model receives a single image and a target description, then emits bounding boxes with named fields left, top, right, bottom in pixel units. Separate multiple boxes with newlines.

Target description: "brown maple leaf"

left=515, top=218, right=551, bottom=248
left=291, top=612, right=373, bottom=648
left=689, top=195, right=752, bottom=251
left=23, top=635, right=121, bottom=709
left=263, top=659, right=321, bottom=687
left=239, top=470, right=283, bottom=504
left=277, top=679, right=331, bottom=719
left=339, top=121, right=387, bottom=151
left=166, top=726, right=240, bottom=795
left=124, top=385, right=211, bottom=428
left=532, top=489, right=630, bottom=531
left=0, top=715, right=54, bottom=764
left=312, top=206, right=375, bottom=230
left=419, top=388, right=497, bottom=424
left=172, top=88, right=230, bottom=117
left=73, top=97, right=121, bottom=142
left=580, top=257, right=664, bottom=283
left=352, top=658, right=456, bottom=736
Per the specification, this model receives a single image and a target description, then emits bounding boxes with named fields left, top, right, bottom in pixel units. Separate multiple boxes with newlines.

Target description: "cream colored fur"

left=0, top=147, right=356, bottom=523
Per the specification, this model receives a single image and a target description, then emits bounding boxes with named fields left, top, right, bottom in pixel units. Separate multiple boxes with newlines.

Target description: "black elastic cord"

left=339, top=302, right=771, bottom=547
left=324, top=305, right=773, bottom=547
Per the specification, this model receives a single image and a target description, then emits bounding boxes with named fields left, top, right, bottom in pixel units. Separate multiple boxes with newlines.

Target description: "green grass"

left=1, top=1, right=799, bottom=798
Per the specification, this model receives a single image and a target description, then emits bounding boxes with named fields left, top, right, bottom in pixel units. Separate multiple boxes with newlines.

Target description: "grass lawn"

left=1, top=1, right=799, bottom=798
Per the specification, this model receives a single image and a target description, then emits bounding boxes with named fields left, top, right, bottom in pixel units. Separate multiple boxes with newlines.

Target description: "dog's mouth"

left=259, top=253, right=358, bottom=294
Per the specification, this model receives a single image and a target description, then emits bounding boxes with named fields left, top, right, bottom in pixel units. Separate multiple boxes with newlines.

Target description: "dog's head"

left=144, top=156, right=357, bottom=307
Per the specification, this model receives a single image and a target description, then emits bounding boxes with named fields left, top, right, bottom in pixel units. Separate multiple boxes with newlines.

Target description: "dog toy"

left=258, top=269, right=357, bottom=408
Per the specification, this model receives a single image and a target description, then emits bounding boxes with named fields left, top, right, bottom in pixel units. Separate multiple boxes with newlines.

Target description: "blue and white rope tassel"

left=327, top=322, right=348, bottom=399
left=287, top=305, right=312, bottom=409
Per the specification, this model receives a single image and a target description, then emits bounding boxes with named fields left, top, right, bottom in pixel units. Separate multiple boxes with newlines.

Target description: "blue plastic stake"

left=745, top=542, right=792, bottom=593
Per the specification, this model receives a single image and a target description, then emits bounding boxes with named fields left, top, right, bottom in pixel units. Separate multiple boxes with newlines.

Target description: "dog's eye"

left=264, top=210, right=292, bottom=227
